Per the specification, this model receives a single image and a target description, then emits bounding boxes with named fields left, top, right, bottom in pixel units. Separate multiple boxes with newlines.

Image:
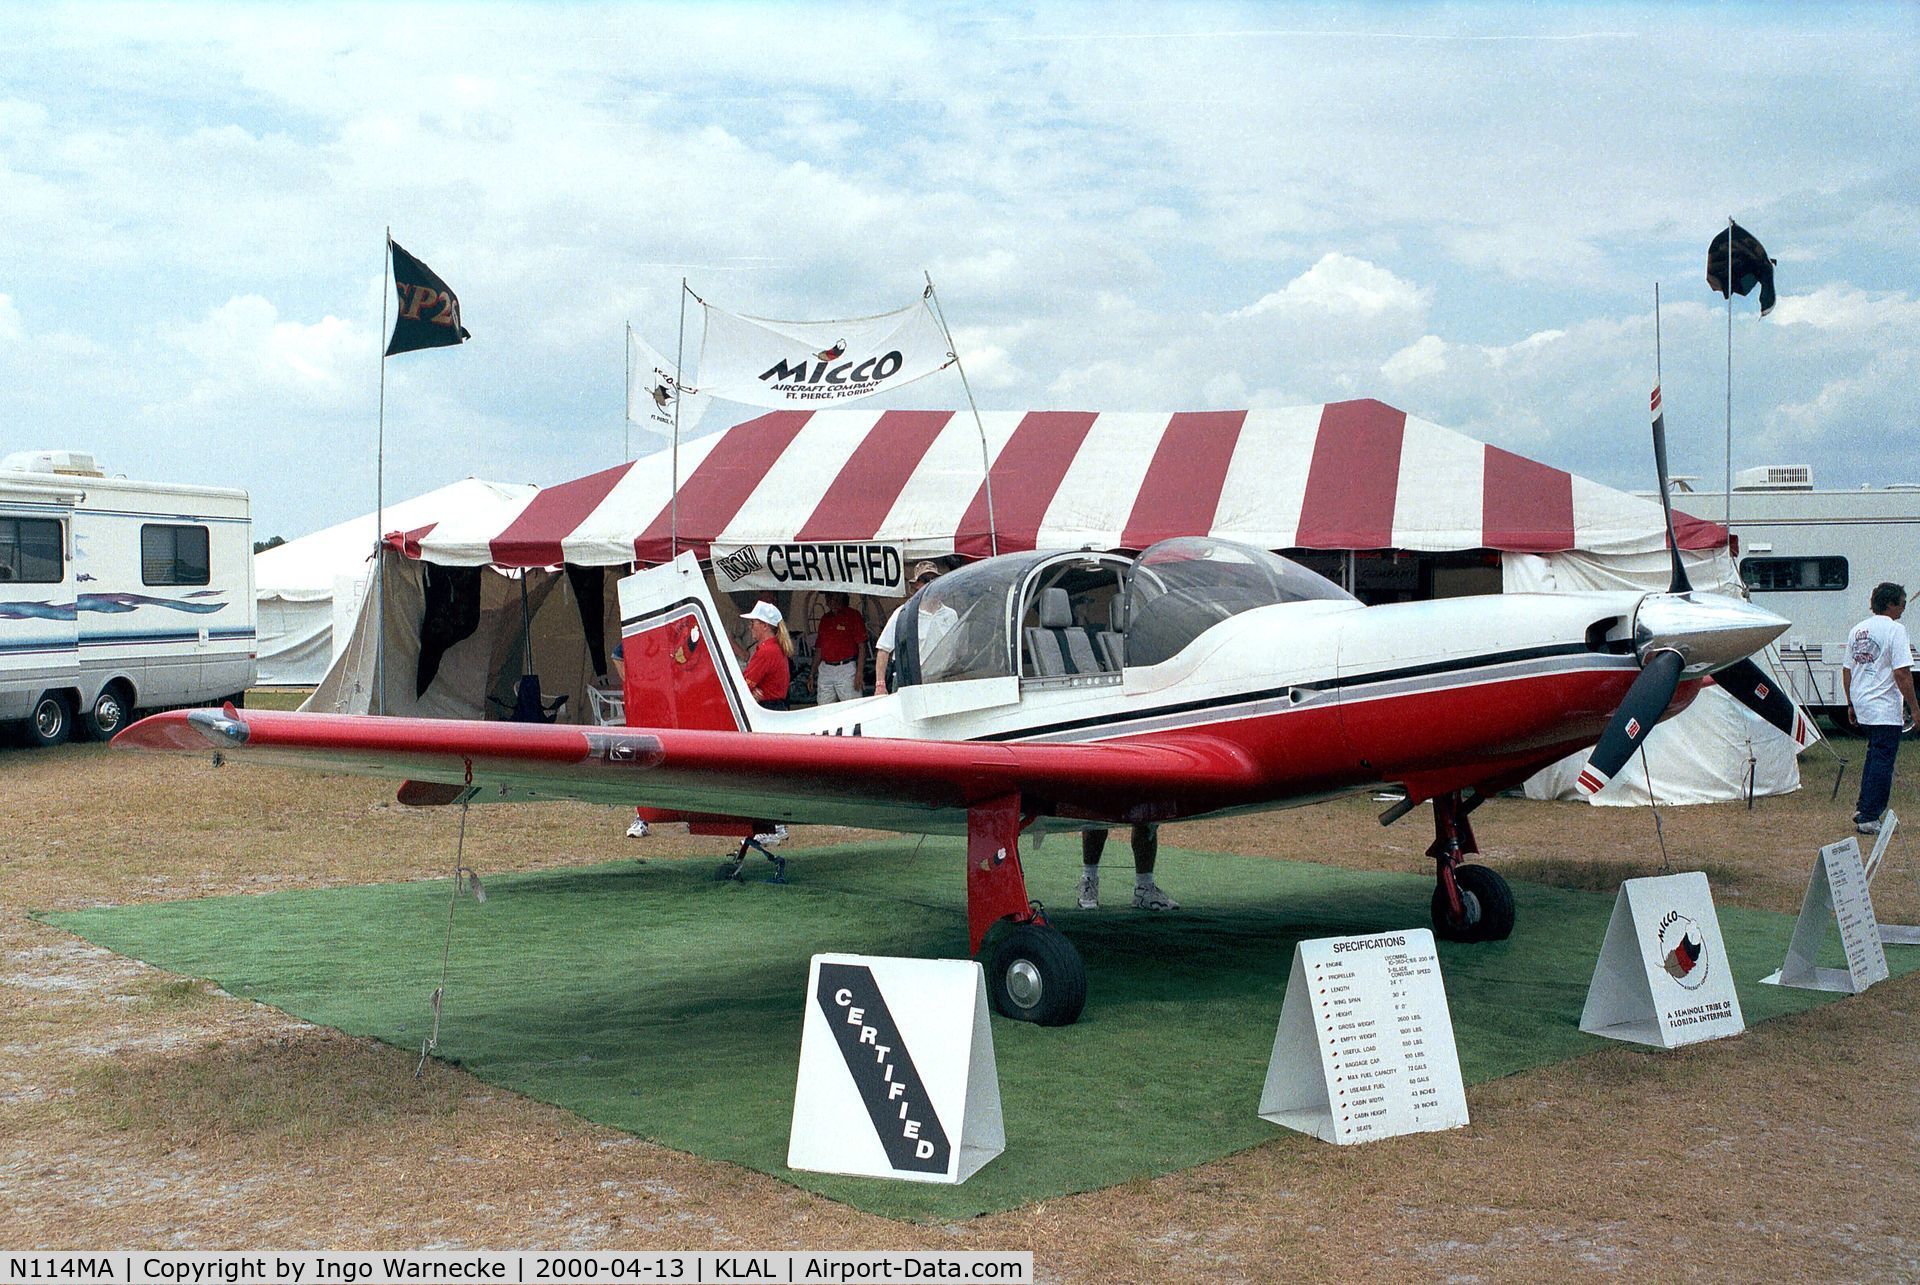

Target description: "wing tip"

left=112, top=708, right=250, bottom=753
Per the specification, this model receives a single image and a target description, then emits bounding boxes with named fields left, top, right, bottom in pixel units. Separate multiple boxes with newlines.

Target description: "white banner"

left=712, top=541, right=906, bottom=596
left=695, top=295, right=954, bottom=407
left=626, top=328, right=707, bottom=437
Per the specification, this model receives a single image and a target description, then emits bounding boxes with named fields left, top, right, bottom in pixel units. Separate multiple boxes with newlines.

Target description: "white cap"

left=742, top=601, right=783, bottom=627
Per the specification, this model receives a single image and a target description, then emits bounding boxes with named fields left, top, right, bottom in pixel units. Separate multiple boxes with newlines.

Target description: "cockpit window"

left=895, top=552, right=1053, bottom=687
left=1123, top=537, right=1356, bottom=667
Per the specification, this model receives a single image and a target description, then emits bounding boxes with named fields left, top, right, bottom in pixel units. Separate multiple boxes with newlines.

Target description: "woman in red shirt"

left=740, top=601, right=794, bottom=709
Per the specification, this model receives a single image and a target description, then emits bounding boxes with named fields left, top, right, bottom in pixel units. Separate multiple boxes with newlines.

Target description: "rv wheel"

left=985, top=923, right=1087, bottom=1026
left=29, top=692, right=71, bottom=749
left=85, top=683, right=130, bottom=741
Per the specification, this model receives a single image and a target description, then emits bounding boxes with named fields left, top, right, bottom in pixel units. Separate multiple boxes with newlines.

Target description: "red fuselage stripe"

left=1295, top=399, right=1406, bottom=549
left=634, top=410, right=814, bottom=563
left=1120, top=410, right=1249, bottom=551
left=794, top=410, right=955, bottom=542
left=955, top=411, right=1100, bottom=558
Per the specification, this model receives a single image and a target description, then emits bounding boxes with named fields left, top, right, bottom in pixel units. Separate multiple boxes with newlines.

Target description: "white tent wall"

left=254, top=479, right=538, bottom=687
left=305, top=550, right=615, bottom=723
left=1506, top=548, right=1814, bottom=805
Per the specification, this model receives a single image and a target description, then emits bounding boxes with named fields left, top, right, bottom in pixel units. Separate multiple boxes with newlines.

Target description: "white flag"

left=627, top=329, right=707, bottom=437
left=694, top=295, right=955, bottom=408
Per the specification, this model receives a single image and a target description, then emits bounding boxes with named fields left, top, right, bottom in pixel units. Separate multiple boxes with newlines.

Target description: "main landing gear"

left=1427, top=791, right=1515, bottom=943
left=968, top=793, right=1087, bottom=1026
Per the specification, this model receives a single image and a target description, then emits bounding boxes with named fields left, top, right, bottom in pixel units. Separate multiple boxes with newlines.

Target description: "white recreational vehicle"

left=0, top=450, right=255, bottom=747
left=1669, top=465, right=1920, bottom=718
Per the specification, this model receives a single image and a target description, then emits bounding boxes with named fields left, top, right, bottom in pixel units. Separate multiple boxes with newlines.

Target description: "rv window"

left=141, top=524, right=211, bottom=586
left=0, top=517, right=63, bottom=584
left=1739, top=556, right=1848, bottom=593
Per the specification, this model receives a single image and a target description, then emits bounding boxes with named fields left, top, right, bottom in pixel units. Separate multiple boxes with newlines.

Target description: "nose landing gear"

left=1427, top=791, right=1515, bottom=943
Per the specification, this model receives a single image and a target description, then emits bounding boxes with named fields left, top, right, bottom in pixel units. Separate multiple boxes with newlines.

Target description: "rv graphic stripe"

left=815, top=963, right=952, bottom=1175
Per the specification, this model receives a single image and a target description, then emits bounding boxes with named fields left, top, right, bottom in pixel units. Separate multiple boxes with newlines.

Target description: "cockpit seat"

left=1096, top=594, right=1126, bottom=670
left=1026, top=587, right=1104, bottom=677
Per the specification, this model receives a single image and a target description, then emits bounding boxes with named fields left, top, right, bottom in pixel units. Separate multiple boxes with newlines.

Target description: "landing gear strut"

left=968, top=793, right=1086, bottom=1026
left=1427, top=791, right=1515, bottom=943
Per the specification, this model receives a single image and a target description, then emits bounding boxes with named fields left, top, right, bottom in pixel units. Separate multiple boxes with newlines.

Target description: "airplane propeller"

left=1574, top=382, right=1803, bottom=796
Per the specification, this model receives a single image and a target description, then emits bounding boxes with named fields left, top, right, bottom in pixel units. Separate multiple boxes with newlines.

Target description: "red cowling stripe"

left=1295, top=400, right=1406, bottom=549
left=633, top=411, right=813, bottom=564
left=954, top=411, right=1099, bottom=558
left=489, top=462, right=631, bottom=567
left=1120, top=410, right=1248, bottom=550
left=794, top=410, right=954, bottom=542
left=1482, top=445, right=1576, bottom=552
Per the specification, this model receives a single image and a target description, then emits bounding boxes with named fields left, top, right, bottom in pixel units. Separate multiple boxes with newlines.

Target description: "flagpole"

left=923, top=271, right=998, bottom=557
left=1725, top=215, right=1735, bottom=533
left=623, top=321, right=633, bottom=464
left=375, top=228, right=390, bottom=716
left=671, top=279, right=687, bottom=561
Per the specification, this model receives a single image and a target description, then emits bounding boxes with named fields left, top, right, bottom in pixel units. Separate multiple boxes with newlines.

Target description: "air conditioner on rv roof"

left=1733, top=464, right=1812, bottom=492
left=1, top=449, right=104, bottom=477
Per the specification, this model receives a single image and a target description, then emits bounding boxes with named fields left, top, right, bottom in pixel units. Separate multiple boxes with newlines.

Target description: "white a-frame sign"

left=1761, top=837, right=1890, bottom=994
left=787, top=954, right=1003, bottom=1184
left=1860, top=811, right=1920, bottom=947
left=1259, top=928, right=1468, bottom=1145
left=1579, top=872, right=1745, bottom=1048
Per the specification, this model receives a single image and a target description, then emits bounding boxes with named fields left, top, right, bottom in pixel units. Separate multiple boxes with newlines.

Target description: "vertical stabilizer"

left=615, top=553, right=756, bottom=733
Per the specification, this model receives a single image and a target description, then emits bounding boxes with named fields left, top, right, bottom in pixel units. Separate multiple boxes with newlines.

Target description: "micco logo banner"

left=694, top=296, right=955, bottom=408
left=787, top=954, right=1004, bottom=1185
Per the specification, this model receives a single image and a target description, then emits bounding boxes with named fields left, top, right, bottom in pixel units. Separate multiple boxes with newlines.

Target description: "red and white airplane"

left=116, top=402, right=1808, bottom=1027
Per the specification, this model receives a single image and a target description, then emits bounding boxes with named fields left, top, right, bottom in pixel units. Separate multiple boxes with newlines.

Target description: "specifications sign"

left=1762, top=836, right=1891, bottom=994
left=1259, top=928, right=1468, bottom=1145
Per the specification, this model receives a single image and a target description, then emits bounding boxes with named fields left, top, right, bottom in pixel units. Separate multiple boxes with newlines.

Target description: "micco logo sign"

left=759, top=348, right=907, bottom=400
left=815, top=962, right=951, bottom=1173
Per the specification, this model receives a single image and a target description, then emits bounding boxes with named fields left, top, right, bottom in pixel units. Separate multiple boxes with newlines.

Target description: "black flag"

left=386, top=239, right=471, bottom=355
left=1706, top=221, right=1777, bottom=317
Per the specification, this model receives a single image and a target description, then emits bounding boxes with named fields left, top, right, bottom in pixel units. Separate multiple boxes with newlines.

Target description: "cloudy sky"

left=2, top=2, right=1914, bottom=539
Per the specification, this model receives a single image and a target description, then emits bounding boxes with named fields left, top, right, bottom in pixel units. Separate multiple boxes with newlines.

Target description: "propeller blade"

left=1649, top=385, right=1692, bottom=595
left=1576, top=648, right=1685, bottom=796
left=1715, top=656, right=1814, bottom=747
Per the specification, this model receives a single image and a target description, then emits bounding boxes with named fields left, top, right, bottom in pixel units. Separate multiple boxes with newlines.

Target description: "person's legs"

left=1078, top=829, right=1108, bottom=908
left=1855, top=724, right=1901, bottom=826
left=1130, top=825, right=1178, bottom=910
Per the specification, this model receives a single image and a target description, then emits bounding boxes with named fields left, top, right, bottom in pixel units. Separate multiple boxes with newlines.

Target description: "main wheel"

left=84, top=682, right=131, bottom=741
left=985, top=922, right=1087, bottom=1026
left=28, top=692, right=71, bottom=749
left=1431, top=863, right=1516, bottom=943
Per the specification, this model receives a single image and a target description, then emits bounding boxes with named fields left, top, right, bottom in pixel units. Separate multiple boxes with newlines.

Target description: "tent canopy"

left=261, top=477, right=538, bottom=600
left=393, top=400, right=1727, bottom=570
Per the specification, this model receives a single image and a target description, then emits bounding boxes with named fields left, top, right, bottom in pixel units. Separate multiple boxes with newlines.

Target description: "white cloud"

left=1236, top=253, right=1428, bottom=321
left=1383, top=334, right=1447, bottom=382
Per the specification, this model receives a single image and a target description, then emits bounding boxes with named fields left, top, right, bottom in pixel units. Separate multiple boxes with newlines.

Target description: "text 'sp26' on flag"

left=386, top=239, right=472, bottom=356
left=694, top=294, right=955, bottom=408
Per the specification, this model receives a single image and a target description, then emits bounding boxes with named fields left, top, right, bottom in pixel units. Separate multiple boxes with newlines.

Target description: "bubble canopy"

left=892, top=538, right=1354, bottom=686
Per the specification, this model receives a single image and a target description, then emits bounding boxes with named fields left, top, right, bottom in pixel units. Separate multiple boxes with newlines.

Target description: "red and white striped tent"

left=397, top=399, right=1725, bottom=569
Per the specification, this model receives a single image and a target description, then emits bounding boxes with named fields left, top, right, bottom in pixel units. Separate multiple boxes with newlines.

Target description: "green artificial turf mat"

left=43, top=839, right=1920, bottom=1220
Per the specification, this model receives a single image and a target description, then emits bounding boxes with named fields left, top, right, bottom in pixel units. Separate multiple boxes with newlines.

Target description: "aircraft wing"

left=114, top=708, right=1266, bottom=833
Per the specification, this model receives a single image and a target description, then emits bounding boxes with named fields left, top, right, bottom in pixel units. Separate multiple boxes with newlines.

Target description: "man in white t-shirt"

left=1843, top=581, right=1916, bottom=835
left=874, top=560, right=942, bottom=695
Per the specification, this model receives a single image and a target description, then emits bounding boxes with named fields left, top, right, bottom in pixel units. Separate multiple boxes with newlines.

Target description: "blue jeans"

left=1855, top=723, right=1903, bottom=824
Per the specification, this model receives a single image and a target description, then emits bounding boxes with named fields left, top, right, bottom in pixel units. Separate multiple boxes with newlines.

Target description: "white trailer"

left=1666, top=466, right=1920, bottom=717
left=0, top=450, right=255, bottom=747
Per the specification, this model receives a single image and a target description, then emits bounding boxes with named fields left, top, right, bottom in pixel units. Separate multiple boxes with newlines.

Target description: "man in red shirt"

left=812, top=592, right=868, bottom=703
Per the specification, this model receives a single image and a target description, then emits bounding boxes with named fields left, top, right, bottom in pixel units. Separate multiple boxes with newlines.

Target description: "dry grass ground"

left=3, top=719, right=1918, bottom=1281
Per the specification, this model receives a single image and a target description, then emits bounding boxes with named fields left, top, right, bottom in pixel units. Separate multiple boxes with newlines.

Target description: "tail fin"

left=615, top=554, right=753, bottom=733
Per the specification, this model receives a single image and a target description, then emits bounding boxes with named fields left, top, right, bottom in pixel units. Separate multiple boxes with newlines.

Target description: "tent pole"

left=623, top=320, right=632, bottom=465
left=1724, top=216, right=1734, bottom=533
left=924, top=272, right=998, bottom=557
left=672, top=279, right=687, bottom=561
left=375, top=228, right=390, bottom=716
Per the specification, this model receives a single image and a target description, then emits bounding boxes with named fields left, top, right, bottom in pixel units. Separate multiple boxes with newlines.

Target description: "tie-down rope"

left=417, top=758, right=483, bottom=1078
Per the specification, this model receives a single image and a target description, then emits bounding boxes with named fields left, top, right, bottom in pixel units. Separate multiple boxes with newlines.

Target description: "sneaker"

left=1077, top=867, right=1100, bottom=910
left=1132, top=882, right=1180, bottom=912
left=625, top=816, right=650, bottom=839
left=753, top=824, right=789, bottom=847
left=1857, top=820, right=1883, bottom=836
